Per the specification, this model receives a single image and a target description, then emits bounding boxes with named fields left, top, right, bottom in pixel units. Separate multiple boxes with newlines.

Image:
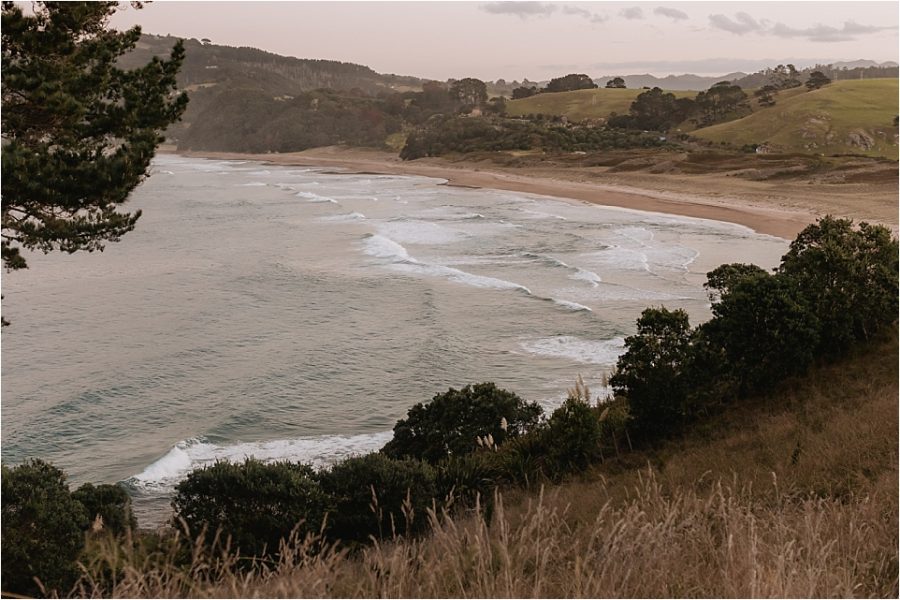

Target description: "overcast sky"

left=109, top=1, right=899, bottom=81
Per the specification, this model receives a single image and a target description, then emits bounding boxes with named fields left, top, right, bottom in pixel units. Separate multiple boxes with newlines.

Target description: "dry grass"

left=75, top=336, right=898, bottom=598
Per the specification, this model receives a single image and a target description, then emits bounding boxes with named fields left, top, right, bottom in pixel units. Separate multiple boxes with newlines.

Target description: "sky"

left=108, top=1, right=900, bottom=81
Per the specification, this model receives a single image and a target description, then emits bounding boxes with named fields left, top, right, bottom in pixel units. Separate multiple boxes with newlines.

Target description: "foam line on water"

left=551, top=299, right=593, bottom=312
left=362, top=234, right=531, bottom=293
left=520, top=336, right=626, bottom=365
left=319, top=212, right=366, bottom=222
left=126, top=431, right=394, bottom=493
left=523, top=252, right=603, bottom=287
left=296, top=191, right=338, bottom=204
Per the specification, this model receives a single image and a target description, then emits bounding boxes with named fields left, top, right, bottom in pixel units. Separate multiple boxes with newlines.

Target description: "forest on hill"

left=124, top=35, right=898, bottom=162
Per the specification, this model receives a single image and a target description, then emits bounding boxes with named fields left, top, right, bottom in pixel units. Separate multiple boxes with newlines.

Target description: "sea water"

left=1, top=154, right=788, bottom=525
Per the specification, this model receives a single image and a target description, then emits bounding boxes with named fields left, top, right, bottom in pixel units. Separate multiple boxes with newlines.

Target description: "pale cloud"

left=708, top=12, right=763, bottom=35
left=479, top=2, right=607, bottom=24
left=621, top=6, right=644, bottom=20
left=709, top=11, right=895, bottom=42
left=561, top=4, right=608, bottom=23
left=771, top=21, right=895, bottom=42
left=654, top=7, right=689, bottom=21
left=480, top=2, right=557, bottom=18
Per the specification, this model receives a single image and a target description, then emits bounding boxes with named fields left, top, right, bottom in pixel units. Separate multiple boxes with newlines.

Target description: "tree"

left=449, top=77, right=487, bottom=108
left=610, top=308, right=695, bottom=437
left=172, top=460, right=330, bottom=559
left=1, top=2, right=188, bottom=275
left=769, top=64, right=801, bottom=90
left=702, top=269, right=820, bottom=394
left=778, top=216, right=898, bottom=356
left=694, top=81, right=749, bottom=126
left=319, top=454, right=437, bottom=543
left=381, top=382, right=543, bottom=463
left=754, top=84, right=778, bottom=107
left=72, top=482, right=137, bottom=537
left=609, top=87, right=692, bottom=131
left=605, top=77, right=626, bottom=89
left=805, top=70, right=832, bottom=90
left=2, top=460, right=88, bottom=597
left=511, top=85, right=538, bottom=99
left=545, top=73, right=597, bottom=93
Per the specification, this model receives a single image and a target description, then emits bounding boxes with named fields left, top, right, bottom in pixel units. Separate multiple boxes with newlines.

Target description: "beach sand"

left=177, top=146, right=898, bottom=239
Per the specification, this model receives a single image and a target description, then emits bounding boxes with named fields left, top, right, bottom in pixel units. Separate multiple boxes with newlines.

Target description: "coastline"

left=175, top=146, right=898, bottom=239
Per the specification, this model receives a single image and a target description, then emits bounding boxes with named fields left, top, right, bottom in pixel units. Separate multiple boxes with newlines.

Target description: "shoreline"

left=175, top=147, right=895, bottom=239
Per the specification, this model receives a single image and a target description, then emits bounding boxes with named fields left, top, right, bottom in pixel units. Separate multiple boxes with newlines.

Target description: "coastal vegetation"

left=2, top=7, right=898, bottom=599
left=3, top=216, right=896, bottom=598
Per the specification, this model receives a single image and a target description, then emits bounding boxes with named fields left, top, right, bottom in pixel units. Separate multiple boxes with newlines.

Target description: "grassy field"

left=78, top=333, right=898, bottom=597
left=506, top=87, right=694, bottom=121
left=693, top=79, right=899, bottom=158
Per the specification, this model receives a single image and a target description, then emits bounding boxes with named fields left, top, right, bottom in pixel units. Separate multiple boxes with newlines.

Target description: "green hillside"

left=506, top=88, right=694, bottom=121
left=693, top=79, right=899, bottom=158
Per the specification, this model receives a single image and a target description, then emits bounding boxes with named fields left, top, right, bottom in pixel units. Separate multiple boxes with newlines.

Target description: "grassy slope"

left=506, top=87, right=694, bottom=120
left=693, top=79, right=899, bottom=158
left=87, top=335, right=898, bottom=597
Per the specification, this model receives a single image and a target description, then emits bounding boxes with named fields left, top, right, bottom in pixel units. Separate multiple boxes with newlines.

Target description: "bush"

left=1, top=460, right=88, bottom=597
left=610, top=308, right=695, bottom=437
left=73, top=482, right=137, bottom=537
left=543, top=396, right=603, bottom=474
left=171, top=460, right=329, bottom=559
left=382, top=382, right=543, bottom=463
left=778, top=217, right=898, bottom=356
left=434, top=452, right=502, bottom=512
left=702, top=270, right=820, bottom=394
left=319, top=454, right=437, bottom=544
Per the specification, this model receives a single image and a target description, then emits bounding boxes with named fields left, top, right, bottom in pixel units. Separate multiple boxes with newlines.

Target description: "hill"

left=121, top=34, right=426, bottom=96
left=693, top=79, right=899, bottom=158
left=594, top=72, right=748, bottom=91
left=505, top=87, right=695, bottom=121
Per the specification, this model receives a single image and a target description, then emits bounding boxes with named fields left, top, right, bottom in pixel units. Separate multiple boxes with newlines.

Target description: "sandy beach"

left=178, top=146, right=898, bottom=239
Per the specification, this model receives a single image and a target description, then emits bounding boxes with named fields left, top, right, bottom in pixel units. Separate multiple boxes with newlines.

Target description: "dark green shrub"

left=544, top=396, right=603, bottom=474
left=73, top=482, right=137, bottom=537
left=702, top=270, right=820, bottom=394
left=382, top=382, right=543, bottom=463
left=434, top=452, right=502, bottom=511
left=319, top=454, right=437, bottom=543
left=171, top=460, right=329, bottom=559
left=778, top=217, right=898, bottom=356
left=1, top=460, right=88, bottom=598
left=492, top=430, right=551, bottom=485
left=610, top=308, right=695, bottom=437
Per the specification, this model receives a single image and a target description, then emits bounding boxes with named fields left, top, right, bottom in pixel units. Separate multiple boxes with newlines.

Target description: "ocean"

left=1, top=154, right=788, bottom=525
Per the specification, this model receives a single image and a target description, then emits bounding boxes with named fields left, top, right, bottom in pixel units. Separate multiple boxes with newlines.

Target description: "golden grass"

left=75, top=336, right=898, bottom=598
left=693, top=79, right=900, bottom=158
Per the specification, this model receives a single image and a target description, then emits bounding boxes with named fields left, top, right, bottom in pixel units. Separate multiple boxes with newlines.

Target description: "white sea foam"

left=296, top=191, right=338, bottom=204
left=247, top=169, right=271, bottom=176
left=363, top=234, right=411, bottom=261
left=378, top=220, right=467, bottom=245
left=127, top=431, right=394, bottom=493
left=523, top=253, right=570, bottom=269
left=587, top=246, right=651, bottom=272
left=362, top=234, right=531, bottom=293
left=319, top=212, right=366, bottom=222
left=520, top=336, right=626, bottom=365
left=552, top=299, right=593, bottom=312
left=521, top=209, right=568, bottom=220
left=239, top=182, right=267, bottom=187
left=399, top=263, right=532, bottom=292
left=615, top=226, right=654, bottom=245
left=572, top=268, right=602, bottom=286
